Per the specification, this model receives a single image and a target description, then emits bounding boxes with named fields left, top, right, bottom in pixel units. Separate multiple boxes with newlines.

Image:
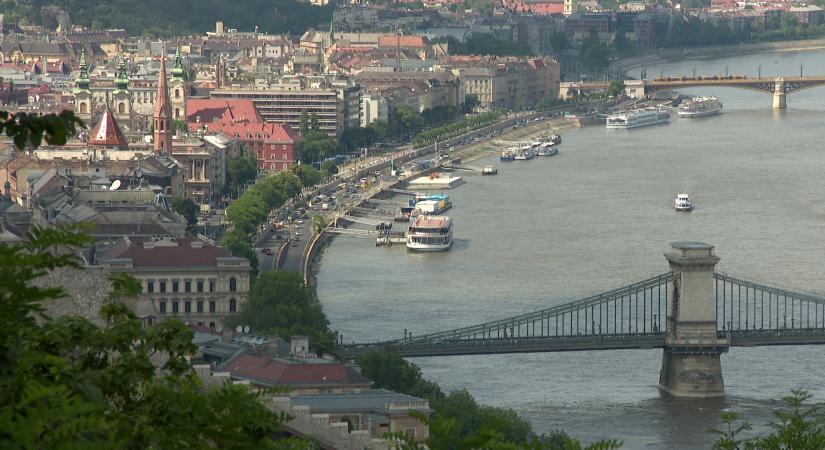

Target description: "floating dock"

left=407, top=173, right=465, bottom=190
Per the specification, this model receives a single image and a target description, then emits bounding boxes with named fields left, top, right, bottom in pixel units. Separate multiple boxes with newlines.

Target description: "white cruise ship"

left=406, top=215, right=453, bottom=252
left=606, top=108, right=670, bottom=129
left=678, top=96, right=723, bottom=118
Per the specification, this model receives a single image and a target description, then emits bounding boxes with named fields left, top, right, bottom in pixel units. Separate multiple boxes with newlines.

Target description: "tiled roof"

left=88, top=107, right=128, bottom=147
left=104, top=238, right=232, bottom=267
left=224, top=354, right=372, bottom=387
left=377, top=35, right=429, bottom=48
left=186, top=98, right=262, bottom=125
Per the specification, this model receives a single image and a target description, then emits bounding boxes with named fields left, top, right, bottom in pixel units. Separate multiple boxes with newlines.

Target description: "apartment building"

left=449, top=56, right=560, bottom=110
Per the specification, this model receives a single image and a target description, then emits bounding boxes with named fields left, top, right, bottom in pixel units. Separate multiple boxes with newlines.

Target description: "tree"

left=310, top=113, right=320, bottom=131
left=320, top=160, right=338, bottom=177
left=228, top=271, right=337, bottom=355
left=222, top=229, right=259, bottom=276
left=358, top=351, right=445, bottom=401
left=580, top=29, right=610, bottom=70
left=712, top=390, right=825, bottom=450
left=171, top=197, right=199, bottom=226
left=463, top=94, right=480, bottom=114
left=291, top=165, right=323, bottom=188
left=0, top=229, right=305, bottom=447
left=311, top=215, right=328, bottom=234
left=0, top=110, right=84, bottom=150
left=299, top=110, right=310, bottom=135
left=296, top=131, right=339, bottom=164
left=607, top=80, right=625, bottom=98
left=228, top=154, right=258, bottom=193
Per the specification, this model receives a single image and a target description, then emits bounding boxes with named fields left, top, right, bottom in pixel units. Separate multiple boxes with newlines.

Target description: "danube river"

left=316, top=49, right=825, bottom=448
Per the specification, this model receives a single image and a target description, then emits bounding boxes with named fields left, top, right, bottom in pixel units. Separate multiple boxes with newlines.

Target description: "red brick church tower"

left=153, top=56, right=172, bottom=153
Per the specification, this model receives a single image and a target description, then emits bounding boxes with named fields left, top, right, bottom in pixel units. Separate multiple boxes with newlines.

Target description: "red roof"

left=225, top=354, right=372, bottom=387
left=186, top=98, right=262, bottom=125
left=378, top=35, right=430, bottom=48
left=107, top=238, right=232, bottom=267
left=88, top=107, right=128, bottom=147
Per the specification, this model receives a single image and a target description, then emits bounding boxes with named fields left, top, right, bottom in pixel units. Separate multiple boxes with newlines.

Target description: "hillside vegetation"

left=0, top=0, right=333, bottom=36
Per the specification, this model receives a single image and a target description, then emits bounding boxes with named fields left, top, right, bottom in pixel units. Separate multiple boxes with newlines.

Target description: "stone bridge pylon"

left=660, top=242, right=728, bottom=397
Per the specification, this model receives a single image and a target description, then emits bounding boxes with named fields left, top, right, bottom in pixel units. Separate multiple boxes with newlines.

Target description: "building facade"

left=100, top=237, right=251, bottom=329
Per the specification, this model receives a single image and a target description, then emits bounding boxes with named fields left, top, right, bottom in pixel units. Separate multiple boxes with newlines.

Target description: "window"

left=197, top=281, right=204, bottom=292
left=229, top=298, right=236, bottom=312
left=197, top=301, right=204, bottom=313
left=172, top=301, right=179, bottom=313
left=185, top=301, right=191, bottom=313
left=147, top=281, right=154, bottom=293
left=159, top=281, right=167, bottom=293
left=172, top=281, right=179, bottom=293
left=118, top=102, right=125, bottom=114
left=79, top=103, right=87, bottom=114
left=175, top=89, right=180, bottom=99
left=209, top=281, right=215, bottom=293
left=185, top=281, right=191, bottom=293
left=209, top=301, right=216, bottom=313
left=229, top=277, right=237, bottom=292
left=159, top=301, right=167, bottom=314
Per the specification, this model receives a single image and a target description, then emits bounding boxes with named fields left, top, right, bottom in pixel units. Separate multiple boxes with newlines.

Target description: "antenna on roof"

left=109, top=179, right=122, bottom=191
left=243, top=325, right=250, bottom=334
left=235, top=325, right=243, bottom=334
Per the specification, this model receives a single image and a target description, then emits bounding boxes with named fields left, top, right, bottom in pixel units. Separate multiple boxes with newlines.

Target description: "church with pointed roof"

left=70, top=47, right=188, bottom=138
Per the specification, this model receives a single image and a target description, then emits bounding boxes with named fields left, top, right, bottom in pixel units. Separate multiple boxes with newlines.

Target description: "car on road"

left=295, top=230, right=302, bottom=236
left=291, top=241, right=298, bottom=247
left=260, top=248, right=272, bottom=255
left=296, top=219, right=304, bottom=225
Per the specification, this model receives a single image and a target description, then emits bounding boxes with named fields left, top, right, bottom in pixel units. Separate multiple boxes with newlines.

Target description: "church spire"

left=172, top=47, right=184, bottom=81
left=113, top=53, right=129, bottom=94
left=74, top=48, right=90, bottom=94
left=153, top=55, right=172, bottom=153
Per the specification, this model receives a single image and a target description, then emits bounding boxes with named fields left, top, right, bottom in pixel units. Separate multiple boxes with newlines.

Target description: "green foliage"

left=0, top=110, right=84, bottom=151
left=712, top=389, right=825, bottom=450
left=437, top=34, right=533, bottom=57
left=299, top=110, right=310, bottom=136
left=0, top=226, right=298, bottom=448
left=291, top=165, right=324, bottom=188
left=413, top=110, right=506, bottom=148
left=361, top=350, right=622, bottom=450
left=357, top=351, right=445, bottom=401
left=171, top=197, right=200, bottom=226
left=8, top=0, right=333, bottom=36
left=228, top=154, right=258, bottom=192
left=222, top=229, right=259, bottom=276
left=227, top=272, right=337, bottom=355
left=311, top=215, right=328, bottom=234
left=579, top=29, right=610, bottom=70
left=607, top=80, right=625, bottom=98
left=310, top=113, right=320, bottom=131
left=296, top=131, right=340, bottom=164
left=320, top=160, right=338, bottom=177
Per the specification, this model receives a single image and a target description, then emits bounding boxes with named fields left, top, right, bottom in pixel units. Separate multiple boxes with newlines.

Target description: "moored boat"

left=678, top=96, right=723, bottom=118
left=606, top=107, right=670, bottom=129
left=406, top=215, right=453, bottom=252
left=481, top=165, right=498, bottom=175
left=501, top=148, right=516, bottom=162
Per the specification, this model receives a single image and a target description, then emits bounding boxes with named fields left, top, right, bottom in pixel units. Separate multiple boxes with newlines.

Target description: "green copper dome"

left=73, top=48, right=91, bottom=94
left=171, top=47, right=184, bottom=80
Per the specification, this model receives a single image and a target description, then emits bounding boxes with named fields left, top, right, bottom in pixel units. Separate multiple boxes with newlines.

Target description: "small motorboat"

left=674, top=193, right=693, bottom=212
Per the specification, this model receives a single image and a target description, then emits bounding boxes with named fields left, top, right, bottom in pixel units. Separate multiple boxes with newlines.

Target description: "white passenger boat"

left=678, top=96, right=722, bottom=118
left=674, top=193, right=693, bottom=211
left=606, top=107, right=670, bottom=129
left=406, top=215, right=453, bottom=252
left=501, top=148, right=516, bottom=162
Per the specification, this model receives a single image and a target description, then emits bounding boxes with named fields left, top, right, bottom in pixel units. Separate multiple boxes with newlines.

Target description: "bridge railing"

left=714, top=273, right=825, bottom=333
left=400, top=272, right=673, bottom=347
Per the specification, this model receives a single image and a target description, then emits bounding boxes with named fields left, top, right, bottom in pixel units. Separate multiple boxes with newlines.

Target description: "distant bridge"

left=341, top=243, right=825, bottom=397
left=559, top=75, right=825, bottom=108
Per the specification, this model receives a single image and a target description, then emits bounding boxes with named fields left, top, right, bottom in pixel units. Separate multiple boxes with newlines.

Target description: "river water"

left=316, top=49, right=825, bottom=448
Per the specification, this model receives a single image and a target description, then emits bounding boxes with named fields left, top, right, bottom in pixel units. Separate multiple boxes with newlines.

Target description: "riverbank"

left=610, top=38, right=825, bottom=74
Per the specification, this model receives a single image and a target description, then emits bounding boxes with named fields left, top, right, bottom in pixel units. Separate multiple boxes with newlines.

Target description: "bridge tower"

left=773, top=77, right=787, bottom=109
left=659, top=242, right=728, bottom=398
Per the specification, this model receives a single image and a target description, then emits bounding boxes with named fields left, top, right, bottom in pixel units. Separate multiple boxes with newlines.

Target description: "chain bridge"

left=559, top=75, right=825, bottom=108
left=340, top=243, right=825, bottom=397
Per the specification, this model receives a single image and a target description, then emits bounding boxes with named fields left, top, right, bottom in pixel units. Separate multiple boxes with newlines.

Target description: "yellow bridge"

left=559, top=75, right=825, bottom=108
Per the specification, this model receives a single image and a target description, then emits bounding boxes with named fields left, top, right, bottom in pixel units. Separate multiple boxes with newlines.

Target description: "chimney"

left=290, top=335, right=309, bottom=358
left=221, top=326, right=233, bottom=343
